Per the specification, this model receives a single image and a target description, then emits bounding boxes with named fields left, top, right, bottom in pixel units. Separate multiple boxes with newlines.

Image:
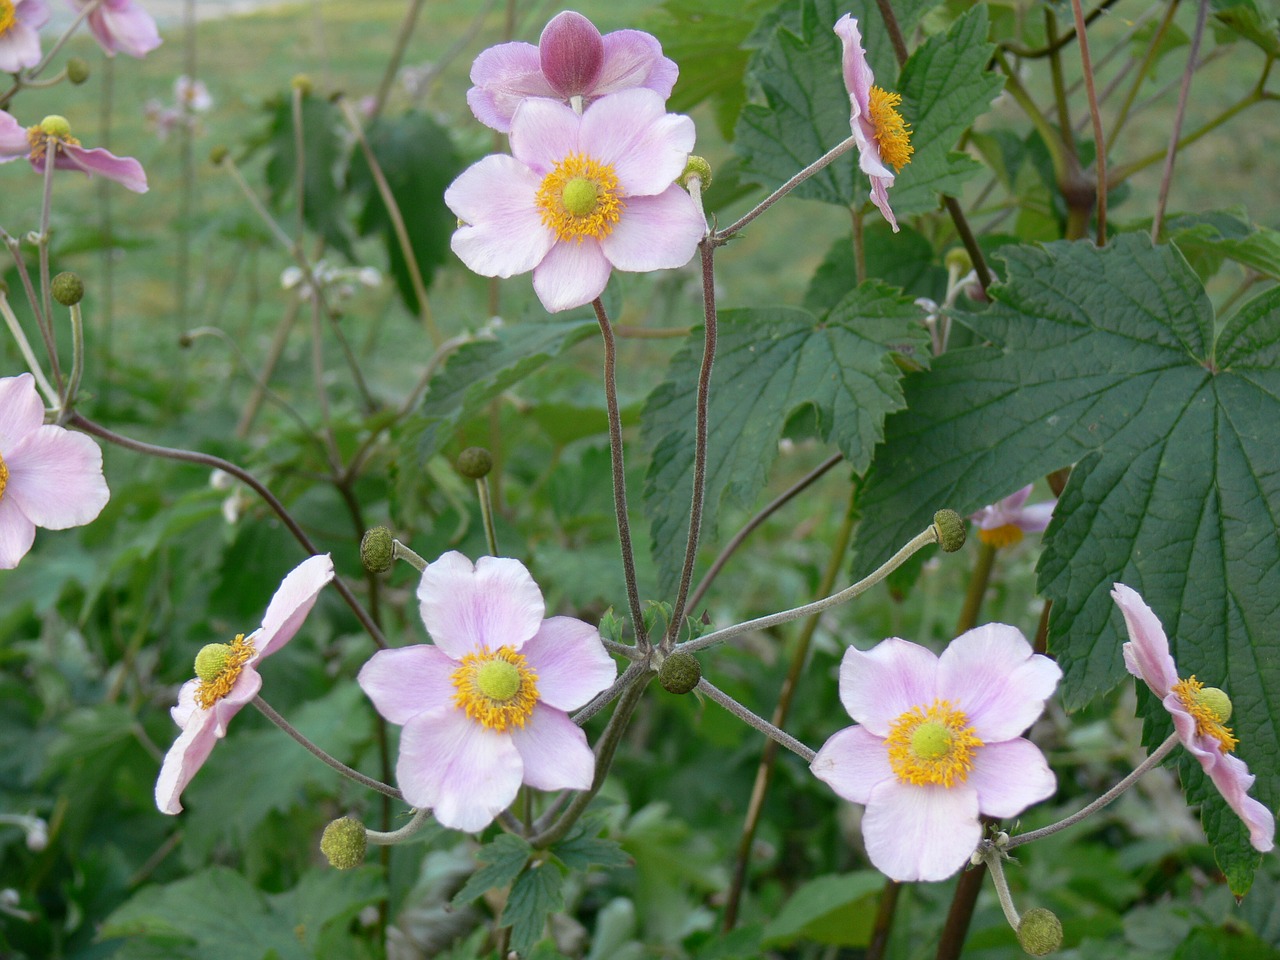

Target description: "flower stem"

left=476, top=477, right=499, bottom=556
left=253, top=696, right=403, bottom=800
left=365, top=806, right=433, bottom=845
left=59, top=303, right=85, bottom=424
left=695, top=678, right=816, bottom=763
left=980, top=843, right=1021, bottom=929
left=716, top=136, right=857, bottom=239
left=573, top=660, right=648, bottom=727
left=393, top=539, right=428, bottom=572
left=1151, top=0, right=1209, bottom=242
left=1069, top=0, right=1108, bottom=245
left=0, top=294, right=59, bottom=406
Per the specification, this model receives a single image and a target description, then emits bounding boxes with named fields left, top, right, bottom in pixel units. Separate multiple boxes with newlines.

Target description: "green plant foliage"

left=503, top=863, right=566, bottom=957
left=760, top=870, right=884, bottom=947
left=643, top=284, right=927, bottom=594
left=1167, top=210, right=1280, bottom=281
left=451, top=833, right=533, bottom=906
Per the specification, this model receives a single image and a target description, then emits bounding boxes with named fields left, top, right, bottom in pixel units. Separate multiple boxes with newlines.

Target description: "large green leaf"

left=642, top=283, right=927, bottom=595
left=850, top=234, right=1280, bottom=888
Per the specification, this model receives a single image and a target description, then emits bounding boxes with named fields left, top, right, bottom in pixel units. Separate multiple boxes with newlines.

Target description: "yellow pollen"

left=978, top=524, right=1024, bottom=549
left=0, top=451, right=8, bottom=503
left=1173, top=675, right=1238, bottom=753
left=535, top=152, right=624, bottom=243
left=868, top=86, right=913, bottom=172
left=26, top=123, right=80, bottom=164
left=193, top=633, right=256, bottom=709
left=451, top=646, right=540, bottom=732
left=886, top=699, right=983, bottom=788
left=0, top=1, right=15, bottom=36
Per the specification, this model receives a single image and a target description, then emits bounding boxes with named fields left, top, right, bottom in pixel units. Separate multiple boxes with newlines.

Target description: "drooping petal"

left=936, top=624, right=1060, bottom=741
left=0, top=373, right=44, bottom=450
left=509, top=704, right=594, bottom=790
left=1203, top=752, right=1275, bottom=853
left=0, top=496, right=37, bottom=569
left=396, top=706, right=524, bottom=832
left=599, top=187, right=704, bottom=272
left=578, top=89, right=693, bottom=195
left=55, top=142, right=148, bottom=193
left=4, top=426, right=109, bottom=529
left=0, top=111, right=29, bottom=160
left=358, top=644, right=459, bottom=725
left=84, top=0, right=161, bottom=58
left=1112, top=583, right=1178, bottom=698
left=519, top=616, right=615, bottom=711
left=595, top=29, right=677, bottom=99
left=531, top=238, right=612, bottom=313
left=539, top=11, right=604, bottom=97
left=967, top=738, right=1056, bottom=818
left=868, top=175, right=898, bottom=232
left=837, top=638, right=939, bottom=735
left=253, top=554, right=334, bottom=658
left=446, top=155, right=553, bottom=278
left=862, top=779, right=981, bottom=882
left=508, top=97, right=583, bottom=175
left=811, top=725, right=894, bottom=805
left=154, top=707, right=220, bottom=814
left=207, top=665, right=260, bottom=737
left=417, top=552, right=546, bottom=659
left=467, top=40, right=554, bottom=133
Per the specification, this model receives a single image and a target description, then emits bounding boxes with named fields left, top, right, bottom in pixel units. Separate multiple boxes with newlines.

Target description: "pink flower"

left=0, top=114, right=147, bottom=193
left=969, top=484, right=1056, bottom=549
left=446, top=88, right=705, bottom=313
left=358, top=552, right=617, bottom=832
left=1112, top=584, right=1274, bottom=852
left=0, top=373, right=109, bottom=568
left=467, top=10, right=677, bottom=134
left=811, top=625, right=1060, bottom=881
left=70, top=0, right=160, bottom=58
left=833, top=15, right=913, bottom=231
left=0, top=0, right=49, bottom=73
left=155, top=554, right=334, bottom=814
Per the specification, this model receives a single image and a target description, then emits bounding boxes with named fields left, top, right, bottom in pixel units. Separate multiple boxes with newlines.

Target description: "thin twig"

left=1152, top=0, right=1210, bottom=241
left=1070, top=0, right=1107, bottom=244
left=695, top=678, right=816, bottom=763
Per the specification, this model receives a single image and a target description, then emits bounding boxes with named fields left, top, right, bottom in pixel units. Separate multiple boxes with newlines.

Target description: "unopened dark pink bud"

left=539, top=11, right=604, bottom=97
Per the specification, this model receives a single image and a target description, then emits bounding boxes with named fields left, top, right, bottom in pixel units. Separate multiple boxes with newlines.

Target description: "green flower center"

left=476, top=659, right=522, bottom=702
left=1173, top=675, right=1237, bottom=753
left=193, top=633, right=255, bottom=709
left=560, top=177, right=599, bottom=217
left=194, top=642, right=233, bottom=682
left=886, top=699, right=984, bottom=788
left=910, top=721, right=953, bottom=760
left=451, top=646, right=540, bottom=731
left=0, top=451, right=9, bottom=503
left=0, top=1, right=16, bottom=37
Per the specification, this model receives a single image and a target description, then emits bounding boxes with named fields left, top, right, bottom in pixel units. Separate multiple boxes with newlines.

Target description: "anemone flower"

left=358, top=552, right=617, bottom=832
left=1112, top=583, right=1274, bottom=852
left=833, top=14, right=913, bottom=231
left=0, top=0, right=50, bottom=73
left=446, top=87, right=704, bottom=313
left=0, top=373, right=109, bottom=569
left=70, top=0, right=160, bottom=59
left=155, top=554, right=334, bottom=814
left=0, top=113, right=147, bottom=192
left=969, top=484, right=1056, bottom=549
left=468, top=10, right=677, bottom=133
left=811, top=624, right=1060, bottom=881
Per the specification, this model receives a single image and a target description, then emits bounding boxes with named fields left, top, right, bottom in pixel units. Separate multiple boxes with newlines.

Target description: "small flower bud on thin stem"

left=1017, top=907, right=1064, bottom=956
left=933, top=509, right=966, bottom=552
left=360, top=526, right=395, bottom=574
left=320, top=817, right=367, bottom=869
left=658, top=651, right=701, bottom=694
left=209, top=145, right=229, bottom=166
left=66, top=57, right=90, bottom=84
left=456, top=446, right=493, bottom=479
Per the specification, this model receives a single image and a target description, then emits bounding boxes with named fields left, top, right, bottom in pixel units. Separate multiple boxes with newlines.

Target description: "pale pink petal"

left=869, top=176, right=898, bottom=232
left=862, top=779, right=981, bottom=882
left=0, top=496, right=37, bottom=569
left=578, top=90, right=693, bottom=195
left=207, top=665, right=259, bottom=737
left=57, top=143, right=148, bottom=193
left=417, top=552, right=546, bottom=659
left=539, top=11, right=604, bottom=97
left=532, top=238, right=612, bottom=313
left=837, top=638, right=939, bottom=735
left=508, top=97, right=582, bottom=175
left=0, top=19, right=44, bottom=74
left=520, top=616, right=615, bottom=711
left=0, top=374, right=44, bottom=449
left=967, top=738, right=1056, bottom=818
left=811, top=725, right=893, bottom=805
left=467, top=41, right=554, bottom=133
left=446, top=155, right=553, bottom=278
left=599, top=187, right=703, bottom=273
left=509, top=704, right=594, bottom=790
left=4, top=426, right=109, bottom=529
left=595, top=29, right=677, bottom=99
left=834, top=16, right=874, bottom=121
left=1112, top=583, right=1178, bottom=698
left=396, top=707, right=524, bottom=832
left=1204, top=752, right=1275, bottom=853
left=85, top=0, right=161, bottom=58
left=0, top=112, right=29, bottom=160
left=154, top=707, right=219, bottom=814
left=937, top=624, right=1059, bottom=741
left=253, top=554, right=334, bottom=658
left=169, top=679, right=201, bottom=729
left=358, top=644, right=459, bottom=725
left=1015, top=500, right=1055, bottom=532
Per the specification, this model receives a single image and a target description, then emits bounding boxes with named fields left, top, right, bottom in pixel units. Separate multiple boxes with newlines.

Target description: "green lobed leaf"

left=551, top=812, right=633, bottom=872
left=502, top=863, right=565, bottom=958
left=1168, top=210, right=1280, bottom=282
left=850, top=234, right=1280, bottom=886
left=451, top=833, right=533, bottom=906
left=804, top=222, right=948, bottom=313
left=642, top=283, right=927, bottom=595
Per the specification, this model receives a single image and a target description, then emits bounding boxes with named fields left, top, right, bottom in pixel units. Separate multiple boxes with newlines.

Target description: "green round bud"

left=1017, top=907, right=1063, bottom=957
left=66, top=58, right=90, bottom=85
left=678, top=155, right=713, bottom=191
left=291, top=74, right=313, bottom=95
left=194, top=643, right=233, bottom=682
left=320, top=817, right=367, bottom=870
left=51, top=272, right=84, bottom=306
left=659, top=651, right=701, bottom=695
left=456, top=446, right=493, bottom=480
left=933, top=509, right=967, bottom=553
left=40, top=115, right=72, bottom=139
left=1197, top=686, right=1233, bottom=723
left=360, top=526, right=395, bottom=574
left=945, top=247, right=974, bottom=274
left=209, top=145, right=229, bottom=166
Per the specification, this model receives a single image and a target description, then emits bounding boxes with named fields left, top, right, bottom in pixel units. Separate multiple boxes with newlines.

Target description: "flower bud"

left=51, top=272, right=84, bottom=306
left=539, top=12, right=604, bottom=98
left=678, top=155, right=713, bottom=191
left=209, top=145, right=229, bottom=166
left=456, top=446, right=493, bottom=480
left=320, top=817, right=367, bottom=870
left=360, top=526, right=395, bottom=574
left=66, top=58, right=90, bottom=85
left=1017, top=907, right=1063, bottom=956
left=659, top=651, right=701, bottom=694
left=40, top=115, right=72, bottom=139
left=194, top=643, right=233, bottom=682
left=944, top=248, right=973, bottom=274
left=933, top=509, right=966, bottom=553
left=291, top=74, right=313, bottom=95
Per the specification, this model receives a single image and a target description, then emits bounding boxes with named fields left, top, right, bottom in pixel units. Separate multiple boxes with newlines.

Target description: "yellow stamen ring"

left=0, top=451, right=9, bottom=502
left=451, top=645, right=540, bottom=732
left=0, top=0, right=16, bottom=36
left=193, top=633, right=256, bottom=709
left=978, top=524, right=1024, bottom=549
left=535, top=152, right=624, bottom=244
left=886, top=699, right=983, bottom=788
left=1173, top=675, right=1237, bottom=753
left=867, top=86, right=914, bottom=172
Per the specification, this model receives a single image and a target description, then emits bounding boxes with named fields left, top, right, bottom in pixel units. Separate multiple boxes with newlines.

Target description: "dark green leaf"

left=503, top=863, right=565, bottom=958
left=452, top=833, right=533, bottom=906
left=761, top=871, right=883, bottom=946
left=1212, top=4, right=1280, bottom=56
left=804, top=222, right=947, bottom=313
left=552, top=813, right=632, bottom=871
left=1168, top=211, right=1280, bottom=281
